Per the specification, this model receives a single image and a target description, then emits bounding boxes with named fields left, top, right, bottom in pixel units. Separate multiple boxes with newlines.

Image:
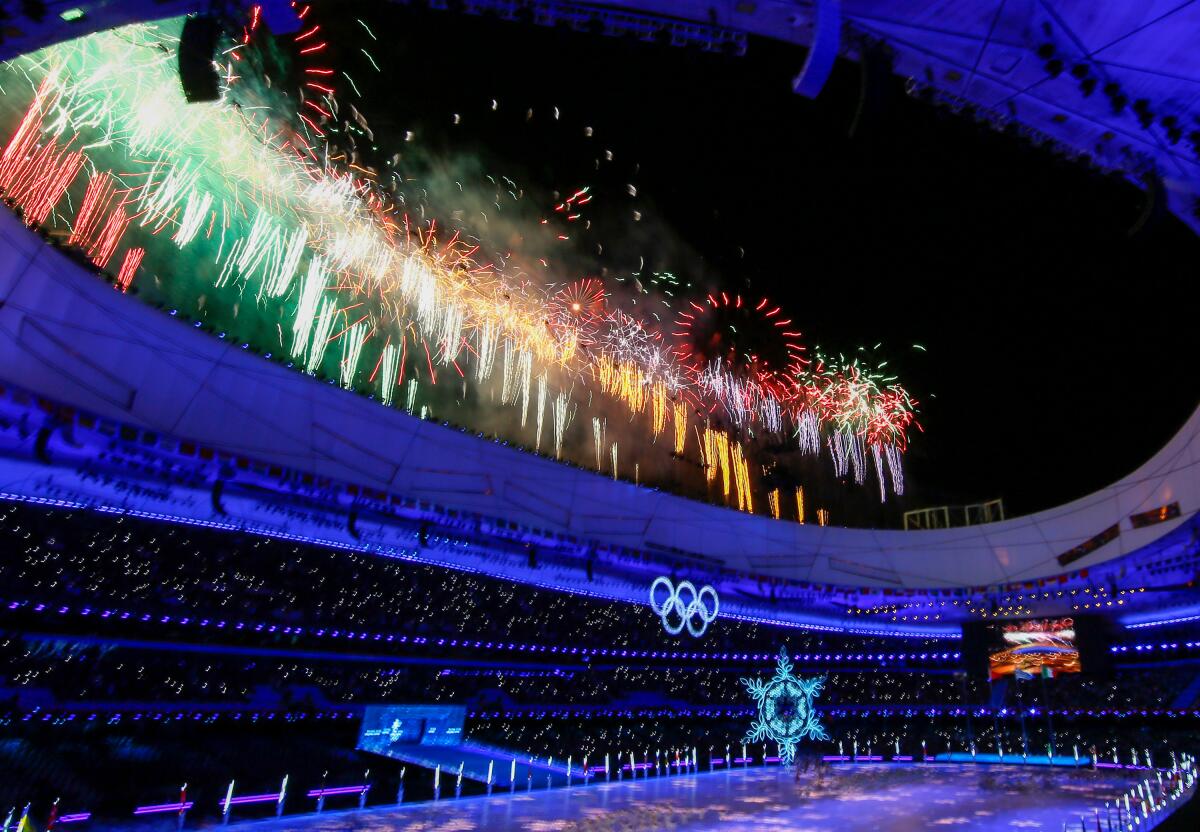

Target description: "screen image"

left=987, top=617, right=1081, bottom=680
left=357, top=705, right=466, bottom=757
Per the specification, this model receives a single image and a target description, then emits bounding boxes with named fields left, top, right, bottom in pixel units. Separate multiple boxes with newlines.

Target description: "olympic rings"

left=649, top=576, right=719, bottom=638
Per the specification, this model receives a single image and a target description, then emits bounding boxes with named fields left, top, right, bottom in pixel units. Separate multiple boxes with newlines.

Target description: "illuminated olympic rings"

left=649, top=576, right=719, bottom=638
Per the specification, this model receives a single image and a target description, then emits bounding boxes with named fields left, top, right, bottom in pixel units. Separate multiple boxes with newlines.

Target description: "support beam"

left=793, top=0, right=841, bottom=98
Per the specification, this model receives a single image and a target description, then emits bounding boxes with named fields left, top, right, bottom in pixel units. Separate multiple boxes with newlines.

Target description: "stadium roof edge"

left=1, top=207, right=1196, bottom=590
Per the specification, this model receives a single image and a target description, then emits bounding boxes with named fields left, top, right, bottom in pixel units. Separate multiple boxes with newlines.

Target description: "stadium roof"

left=3, top=3, right=1197, bottom=236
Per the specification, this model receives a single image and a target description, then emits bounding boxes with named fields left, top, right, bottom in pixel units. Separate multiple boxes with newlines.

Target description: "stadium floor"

left=243, top=762, right=1161, bottom=831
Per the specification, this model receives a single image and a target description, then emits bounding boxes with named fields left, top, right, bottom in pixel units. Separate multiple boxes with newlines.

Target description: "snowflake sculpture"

left=742, top=647, right=828, bottom=765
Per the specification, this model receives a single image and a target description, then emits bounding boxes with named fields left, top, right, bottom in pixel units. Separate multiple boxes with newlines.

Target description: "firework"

left=0, top=14, right=922, bottom=524
left=535, top=373, right=548, bottom=451
left=115, top=247, right=145, bottom=292
left=672, top=401, right=688, bottom=456
left=553, top=390, right=573, bottom=460
left=673, top=292, right=806, bottom=416
left=378, top=343, right=400, bottom=405
left=548, top=277, right=606, bottom=333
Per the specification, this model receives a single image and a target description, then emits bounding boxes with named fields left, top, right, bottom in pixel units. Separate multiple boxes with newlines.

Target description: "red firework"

left=549, top=277, right=607, bottom=331
left=671, top=292, right=806, bottom=397
left=239, top=2, right=336, bottom=138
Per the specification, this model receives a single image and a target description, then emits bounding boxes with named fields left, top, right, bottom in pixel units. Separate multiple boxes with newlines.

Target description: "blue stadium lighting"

left=1109, top=641, right=1200, bottom=655
left=1125, top=611, right=1200, bottom=629
left=14, top=701, right=1200, bottom=735
left=2, top=595, right=967, bottom=667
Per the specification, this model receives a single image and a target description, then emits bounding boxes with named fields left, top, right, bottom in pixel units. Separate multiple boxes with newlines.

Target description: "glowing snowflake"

left=741, top=647, right=828, bottom=765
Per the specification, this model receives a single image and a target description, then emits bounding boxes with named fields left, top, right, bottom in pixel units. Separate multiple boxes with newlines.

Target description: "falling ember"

left=89, top=205, right=131, bottom=270
left=553, top=391, right=573, bottom=460
left=699, top=426, right=734, bottom=500
left=70, top=171, right=119, bottom=253
left=518, top=353, right=533, bottom=427
left=339, top=321, right=368, bottom=388
left=379, top=343, right=400, bottom=406
left=307, top=300, right=338, bottom=374
left=673, top=402, right=688, bottom=456
left=405, top=379, right=418, bottom=414
left=731, top=441, right=753, bottom=513
left=0, top=87, right=85, bottom=228
left=115, top=247, right=145, bottom=293
left=535, top=374, right=548, bottom=452
left=650, top=383, right=668, bottom=439
left=592, top=417, right=605, bottom=471
left=871, top=443, right=886, bottom=503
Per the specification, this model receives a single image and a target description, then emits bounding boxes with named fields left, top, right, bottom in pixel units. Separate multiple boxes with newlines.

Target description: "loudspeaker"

left=211, top=479, right=227, bottom=515
left=178, top=16, right=222, bottom=103
left=1074, top=614, right=1115, bottom=675
left=960, top=621, right=990, bottom=677
left=34, top=425, right=53, bottom=463
left=849, top=42, right=893, bottom=139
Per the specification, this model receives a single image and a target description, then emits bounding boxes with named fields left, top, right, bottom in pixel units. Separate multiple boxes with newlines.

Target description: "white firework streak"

left=885, top=443, right=905, bottom=495
left=518, top=350, right=533, bottom=426
left=795, top=408, right=820, bottom=455
left=535, top=373, right=548, bottom=452
left=592, top=416, right=605, bottom=471
left=305, top=298, right=338, bottom=374
left=291, top=256, right=327, bottom=360
left=378, top=343, right=399, bottom=406
left=405, top=378, right=418, bottom=415
left=339, top=320, right=367, bottom=388
left=553, top=390, right=574, bottom=460
left=474, top=321, right=499, bottom=383
left=871, top=442, right=886, bottom=502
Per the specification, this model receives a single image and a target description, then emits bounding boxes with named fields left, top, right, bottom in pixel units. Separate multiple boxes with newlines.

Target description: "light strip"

left=1, top=597, right=963, bottom=664
left=133, top=802, right=193, bottom=816
left=306, top=786, right=367, bottom=798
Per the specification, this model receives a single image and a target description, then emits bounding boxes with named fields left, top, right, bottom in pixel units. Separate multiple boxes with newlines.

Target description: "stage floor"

left=244, top=763, right=1165, bottom=831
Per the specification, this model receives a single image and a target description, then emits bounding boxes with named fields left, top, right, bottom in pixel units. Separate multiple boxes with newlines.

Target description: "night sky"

left=313, top=1, right=1198, bottom=522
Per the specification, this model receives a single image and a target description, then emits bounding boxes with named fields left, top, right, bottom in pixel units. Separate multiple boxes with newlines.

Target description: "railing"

left=3, top=744, right=1192, bottom=829
left=1063, top=753, right=1195, bottom=831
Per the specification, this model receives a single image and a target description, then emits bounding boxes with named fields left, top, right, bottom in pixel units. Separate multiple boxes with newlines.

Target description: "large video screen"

left=357, top=705, right=466, bottom=757
left=986, top=617, right=1081, bottom=680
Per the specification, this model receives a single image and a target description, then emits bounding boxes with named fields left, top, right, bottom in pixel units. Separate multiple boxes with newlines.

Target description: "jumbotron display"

left=0, top=11, right=919, bottom=520
left=987, top=618, right=1082, bottom=681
